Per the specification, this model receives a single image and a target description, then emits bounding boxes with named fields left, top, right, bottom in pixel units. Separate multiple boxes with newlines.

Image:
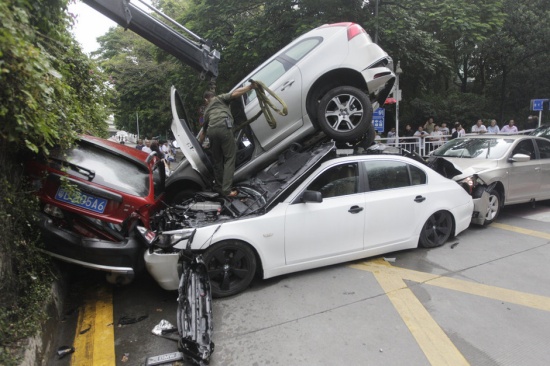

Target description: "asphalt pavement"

left=49, top=201, right=550, bottom=366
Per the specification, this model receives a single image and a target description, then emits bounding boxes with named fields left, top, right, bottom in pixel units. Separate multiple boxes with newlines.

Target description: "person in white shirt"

left=452, top=122, right=466, bottom=138
left=429, top=125, right=444, bottom=149
left=386, top=127, right=396, bottom=145
left=471, top=119, right=487, bottom=134
left=487, top=119, right=500, bottom=134
left=440, top=122, right=450, bottom=140
left=142, top=139, right=152, bottom=153
left=501, top=119, right=518, bottom=133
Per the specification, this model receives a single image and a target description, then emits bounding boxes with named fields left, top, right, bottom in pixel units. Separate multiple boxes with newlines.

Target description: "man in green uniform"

left=200, top=82, right=257, bottom=197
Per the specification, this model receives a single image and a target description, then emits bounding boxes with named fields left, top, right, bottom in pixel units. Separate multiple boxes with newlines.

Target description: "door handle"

left=414, top=195, right=426, bottom=203
left=281, top=80, right=295, bottom=91
left=348, top=205, right=364, bottom=214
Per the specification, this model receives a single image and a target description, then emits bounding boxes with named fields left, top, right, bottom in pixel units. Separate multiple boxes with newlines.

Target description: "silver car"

left=428, top=135, right=550, bottom=225
left=167, top=22, right=395, bottom=203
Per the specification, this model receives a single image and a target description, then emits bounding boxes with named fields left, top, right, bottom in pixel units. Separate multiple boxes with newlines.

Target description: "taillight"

left=347, top=24, right=366, bottom=41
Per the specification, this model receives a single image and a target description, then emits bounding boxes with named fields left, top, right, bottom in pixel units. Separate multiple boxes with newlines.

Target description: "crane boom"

left=82, top=0, right=219, bottom=80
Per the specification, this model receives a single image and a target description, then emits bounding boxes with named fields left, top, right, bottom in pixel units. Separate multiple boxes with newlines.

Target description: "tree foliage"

left=0, top=1, right=113, bottom=362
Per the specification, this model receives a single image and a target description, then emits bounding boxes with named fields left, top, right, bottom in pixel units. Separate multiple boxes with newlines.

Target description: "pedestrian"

left=423, top=117, right=435, bottom=134
left=429, top=125, right=444, bottom=150
left=142, top=139, right=152, bottom=153
left=135, top=139, right=144, bottom=150
left=440, top=122, right=450, bottom=140
left=199, top=82, right=258, bottom=197
left=414, top=126, right=429, bottom=154
left=402, top=124, right=415, bottom=151
left=150, top=140, right=170, bottom=176
left=451, top=122, right=465, bottom=139
left=501, top=119, right=518, bottom=134
left=387, top=127, right=396, bottom=145
left=487, top=119, right=500, bottom=134
left=471, top=119, right=487, bottom=134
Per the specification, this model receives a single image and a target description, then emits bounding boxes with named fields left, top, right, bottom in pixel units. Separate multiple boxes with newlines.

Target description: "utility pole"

left=136, top=111, right=139, bottom=140
left=395, top=62, right=403, bottom=143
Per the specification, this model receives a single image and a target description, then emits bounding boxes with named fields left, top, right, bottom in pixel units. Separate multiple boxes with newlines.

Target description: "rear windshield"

left=54, top=142, right=150, bottom=197
left=433, top=138, right=513, bottom=159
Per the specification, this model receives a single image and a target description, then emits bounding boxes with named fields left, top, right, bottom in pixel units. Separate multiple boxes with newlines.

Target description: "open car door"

left=171, top=86, right=213, bottom=180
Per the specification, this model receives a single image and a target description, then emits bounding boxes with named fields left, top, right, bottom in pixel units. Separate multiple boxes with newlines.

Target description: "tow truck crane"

left=81, top=1, right=215, bottom=364
left=82, top=0, right=220, bottom=81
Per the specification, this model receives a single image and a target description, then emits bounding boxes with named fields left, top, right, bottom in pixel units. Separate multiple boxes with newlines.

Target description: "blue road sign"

left=372, top=108, right=385, bottom=133
left=531, top=99, right=548, bottom=111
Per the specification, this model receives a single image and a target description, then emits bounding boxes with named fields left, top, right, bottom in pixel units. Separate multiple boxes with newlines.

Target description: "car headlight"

left=456, top=175, right=484, bottom=195
left=136, top=226, right=196, bottom=249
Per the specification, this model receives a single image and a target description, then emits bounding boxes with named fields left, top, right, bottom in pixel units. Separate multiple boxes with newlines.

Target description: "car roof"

left=81, top=135, right=150, bottom=163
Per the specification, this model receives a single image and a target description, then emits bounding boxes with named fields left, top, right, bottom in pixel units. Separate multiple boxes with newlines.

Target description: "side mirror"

left=301, top=190, right=323, bottom=203
left=508, top=153, right=531, bottom=163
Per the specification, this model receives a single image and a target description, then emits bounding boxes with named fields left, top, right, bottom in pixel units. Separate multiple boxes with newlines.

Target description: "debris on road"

left=118, top=314, right=148, bottom=326
left=152, top=319, right=177, bottom=336
left=56, top=346, right=75, bottom=359
left=450, top=242, right=459, bottom=249
left=383, top=257, right=396, bottom=263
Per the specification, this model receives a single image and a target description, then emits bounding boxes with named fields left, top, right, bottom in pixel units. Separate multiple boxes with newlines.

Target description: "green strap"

left=234, top=79, right=288, bottom=131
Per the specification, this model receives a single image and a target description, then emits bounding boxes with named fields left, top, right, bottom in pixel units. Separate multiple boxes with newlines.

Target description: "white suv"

left=168, top=22, right=395, bottom=202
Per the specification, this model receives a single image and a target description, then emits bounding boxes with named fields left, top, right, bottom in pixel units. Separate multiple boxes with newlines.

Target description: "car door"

left=240, top=37, right=323, bottom=151
left=361, top=160, right=429, bottom=247
left=534, top=138, right=550, bottom=200
left=284, top=162, right=365, bottom=265
left=242, top=58, right=304, bottom=151
left=507, top=138, right=541, bottom=203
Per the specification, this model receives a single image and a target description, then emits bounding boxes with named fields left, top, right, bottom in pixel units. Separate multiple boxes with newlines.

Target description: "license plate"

left=55, top=187, right=108, bottom=213
left=145, top=352, right=184, bottom=365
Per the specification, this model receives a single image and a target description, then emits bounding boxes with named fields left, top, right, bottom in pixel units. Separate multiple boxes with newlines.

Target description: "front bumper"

left=471, top=191, right=490, bottom=225
left=38, top=213, right=142, bottom=275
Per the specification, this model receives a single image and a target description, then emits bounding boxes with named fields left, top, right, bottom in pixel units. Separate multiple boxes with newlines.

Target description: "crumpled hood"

left=429, top=157, right=498, bottom=180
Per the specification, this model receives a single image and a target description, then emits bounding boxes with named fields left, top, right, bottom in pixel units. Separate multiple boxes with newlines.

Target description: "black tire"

left=483, top=189, right=501, bottom=226
left=419, top=211, right=453, bottom=248
left=203, top=241, right=257, bottom=298
left=317, top=86, right=373, bottom=142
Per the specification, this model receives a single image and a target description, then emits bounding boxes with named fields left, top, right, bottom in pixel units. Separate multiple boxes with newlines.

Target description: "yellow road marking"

left=352, top=259, right=550, bottom=311
left=490, top=222, right=550, bottom=240
left=373, top=270, right=469, bottom=366
left=71, top=285, right=115, bottom=366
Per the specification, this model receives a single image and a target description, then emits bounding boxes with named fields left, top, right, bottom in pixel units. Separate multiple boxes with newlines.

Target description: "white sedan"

left=144, top=143, right=473, bottom=297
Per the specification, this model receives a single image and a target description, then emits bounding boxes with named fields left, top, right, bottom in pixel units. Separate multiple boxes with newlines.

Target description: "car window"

left=535, top=139, right=550, bottom=159
left=244, top=38, right=321, bottom=105
left=433, top=138, right=513, bottom=159
left=512, top=139, right=536, bottom=160
left=55, top=143, right=151, bottom=197
left=245, top=59, right=287, bottom=104
left=409, top=165, right=427, bottom=185
left=284, top=38, right=321, bottom=62
left=363, top=161, right=417, bottom=191
left=307, top=163, right=358, bottom=198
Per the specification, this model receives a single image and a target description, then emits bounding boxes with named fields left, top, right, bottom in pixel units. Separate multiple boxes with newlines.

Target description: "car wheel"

left=483, top=189, right=501, bottom=226
left=317, top=86, right=373, bottom=142
left=419, top=211, right=453, bottom=248
left=203, top=241, right=257, bottom=298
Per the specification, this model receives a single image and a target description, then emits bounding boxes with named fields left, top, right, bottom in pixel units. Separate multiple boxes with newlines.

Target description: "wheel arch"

left=165, top=178, right=204, bottom=203
left=201, top=238, right=264, bottom=278
left=305, top=68, right=368, bottom=126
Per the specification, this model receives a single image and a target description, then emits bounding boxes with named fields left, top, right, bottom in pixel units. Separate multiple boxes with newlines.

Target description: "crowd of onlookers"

left=374, top=115, right=541, bottom=154
left=134, top=138, right=177, bottom=175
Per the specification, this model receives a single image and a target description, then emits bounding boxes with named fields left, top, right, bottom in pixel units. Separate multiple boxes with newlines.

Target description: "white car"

left=145, top=143, right=473, bottom=297
left=166, top=22, right=395, bottom=202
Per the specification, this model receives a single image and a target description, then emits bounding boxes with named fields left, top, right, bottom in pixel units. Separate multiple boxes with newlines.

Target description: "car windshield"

left=432, top=138, right=513, bottom=159
left=54, top=142, right=151, bottom=197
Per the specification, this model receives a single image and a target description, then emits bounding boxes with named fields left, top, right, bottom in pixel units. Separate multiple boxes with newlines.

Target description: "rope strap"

left=235, top=79, right=288, bottom=131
